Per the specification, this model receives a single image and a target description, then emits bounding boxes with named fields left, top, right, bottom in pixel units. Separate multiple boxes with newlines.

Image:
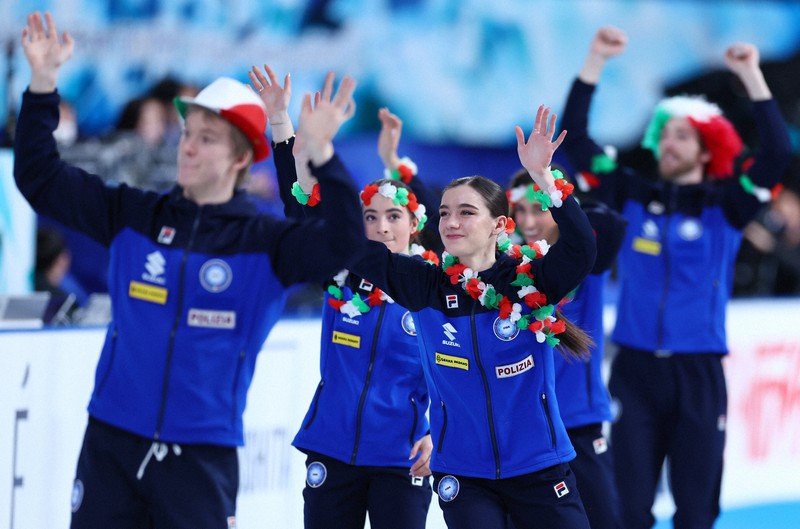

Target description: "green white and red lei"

left=442, top=228, right=566, bottom=347
left=507, top=168, right=574, bottom=211
left=361, top=181, right=428, bottom=233
left=327, top=246, right=438, bottom=318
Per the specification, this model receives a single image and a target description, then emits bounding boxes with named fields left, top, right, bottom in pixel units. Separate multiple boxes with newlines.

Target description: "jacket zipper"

left=351, top=302, right=386, bottom=464
left=541, top=393, right=557, bottom=448
left=409, top=396, right=419, bottom=447
left=231, top=349, right=246, bottom=426
left=656, top=187, right=676, bottom=353
left=471, top=302, right=501, bottom=479
left=303, top=380, right=325, bottom=429
left=584, top=361, right=593, bottom=408
left=436, top=400, right=448, bottom=453
left=154, top=208, right=202, bottom=440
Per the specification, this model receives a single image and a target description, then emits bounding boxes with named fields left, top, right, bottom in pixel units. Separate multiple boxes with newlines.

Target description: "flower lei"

left=441, top=239, right=567, bottom=347
left=326, top=269, right=394, bottom=318
left=384, top=156, right=418, bottom=184
left=410, top=243, right=440, bottom=266
left=361, top=181, right=428, bottom=233
left=291, top=182, right=321, bottom=206
left=507, top=169, right=574, bottom=212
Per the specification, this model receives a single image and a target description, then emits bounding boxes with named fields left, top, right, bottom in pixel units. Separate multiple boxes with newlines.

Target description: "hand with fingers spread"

left=515, top=105, right=567, bottom=191
left=21, top=11, right=74, bottom=93
left=249, top=64, right=295, bottom=142
left=377, top=107, right=403, bottom=170
left=296, top=72, right=357, bottom=167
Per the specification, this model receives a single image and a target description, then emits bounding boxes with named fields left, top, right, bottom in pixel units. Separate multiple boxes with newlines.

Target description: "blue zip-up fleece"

left=561, top=79, right=792, bottom=354
left=292, top=275, right=430, bottom=467
left=350, top=195, right=596, bottom=479
left=270, top=138, right=431, bottom=467
left=14, top=89, right=365, bottom=446
left=555, top=200, right=626, bottom=428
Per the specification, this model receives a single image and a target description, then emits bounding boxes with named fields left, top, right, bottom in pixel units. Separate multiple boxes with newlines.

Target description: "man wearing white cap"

left=560, top=27, right=792, bottom=529
left=16, top=12, right=365, bottom=528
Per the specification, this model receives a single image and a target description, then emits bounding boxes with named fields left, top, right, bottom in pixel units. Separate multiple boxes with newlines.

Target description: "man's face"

left=657, top=117, right=710, bottom=182
left=177, top=110, right=245, bottom=204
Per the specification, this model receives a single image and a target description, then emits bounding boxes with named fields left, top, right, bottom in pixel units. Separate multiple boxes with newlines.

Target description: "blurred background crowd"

left=1, top=0, right=799, bottom=320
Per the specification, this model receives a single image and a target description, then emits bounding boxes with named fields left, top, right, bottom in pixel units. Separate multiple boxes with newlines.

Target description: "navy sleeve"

left=582, top=199, right=627, bottom=274
left=272, top=136, right=312, bottom=219
left=722, top=99, right=792, bottom=229
left=536, top=195, right=597, bottom=303
left=560, top=79, right=631, bottom=211
left=349, top=239, right=441, bottom=312
left=407, top=172, right=443, bottom=254
left=13, top=89, right=144, bottom=247
left=270, top=154, right=367, bottom=285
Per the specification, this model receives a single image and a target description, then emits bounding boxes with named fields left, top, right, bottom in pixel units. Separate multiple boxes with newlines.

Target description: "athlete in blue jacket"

left=250, top=65, right=436, bottom=529
left=350, top=106, right=597, bottom=529
left=560, top=27, right=792, bottom=529
left=508, top=167, right=626, bottom=529
left=15, top=13, right=365, bottom=529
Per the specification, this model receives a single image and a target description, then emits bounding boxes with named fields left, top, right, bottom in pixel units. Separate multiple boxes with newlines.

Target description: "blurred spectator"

left=35, top=226, right=85, bottom=323
left=55, top=100, right=107, bottom=175
left=147, top=76, right=200, bottom=147
left=735, top=156, right=800, bottom=296
left=102, top=95, right=175, bottom=191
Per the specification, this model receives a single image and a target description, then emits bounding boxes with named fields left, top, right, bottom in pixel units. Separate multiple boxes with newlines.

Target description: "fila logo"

left=157, top=226, right=176, bottom=245
left=358, top=279, right=374, bottom=292
left=411, top=476, right=424, bottom=486
left=142, top=251, right=166, bottom=284
left=445, top=294, right=458, bottom=309
left=554, top=481, right=570, bottom=498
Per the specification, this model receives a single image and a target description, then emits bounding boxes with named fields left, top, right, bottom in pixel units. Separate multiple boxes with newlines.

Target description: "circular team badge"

left=493, top=317, right=519, bottom=341
left=306, top=461, right=327, bottom=488
left=437, top=475, right=460, bottom=502
left=71, top=479, right=84, bottom=512
left=199, top=259, right=233, bottom=293
left=678, top=219, right=703, bottom=241
left=401, top=311, right=417, bottom=336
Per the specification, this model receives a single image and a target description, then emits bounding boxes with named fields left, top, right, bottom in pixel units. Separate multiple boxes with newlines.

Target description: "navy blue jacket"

left=554, top=200, right=625, bottom=428
left=13, top=89, right=365, bottom=446
left=561, top=79, right=792, bottom=354
left=271, top=139, right=431, bottom=466
left=351, top=196, right=596, bottom=479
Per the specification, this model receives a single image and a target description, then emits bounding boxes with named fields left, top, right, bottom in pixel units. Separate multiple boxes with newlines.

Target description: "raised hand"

left=249, top=64, right=294, bottom=143
left=589, top=26, right=627, bottom=59
left=724, top=43, right=760, bottom=76
left=21, top=12, right=74, bottom=93
left=296, top=72, right=357, bottom=166
left=515, top=105, right=567, bottom=190
left=580, top=25, right=627, bottom=84
left=724, top=42, right=771, bottom=101
left=377, top=107, right=403, bottom=170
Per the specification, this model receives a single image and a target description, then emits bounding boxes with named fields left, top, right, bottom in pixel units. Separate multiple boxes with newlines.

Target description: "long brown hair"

left=445, top=175, right=593, bottom=360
